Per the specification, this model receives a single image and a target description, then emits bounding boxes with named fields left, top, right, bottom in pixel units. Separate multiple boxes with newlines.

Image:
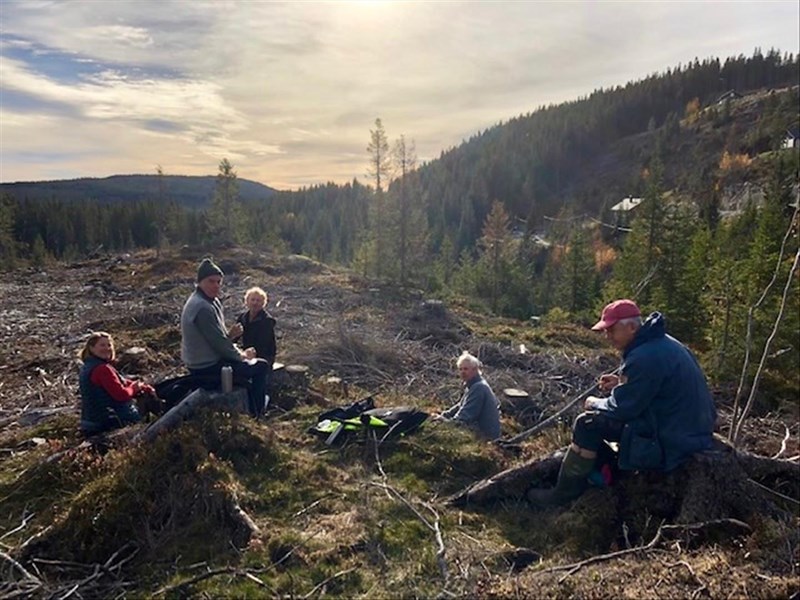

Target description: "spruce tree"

left=210, top=158, right=241, bottom=244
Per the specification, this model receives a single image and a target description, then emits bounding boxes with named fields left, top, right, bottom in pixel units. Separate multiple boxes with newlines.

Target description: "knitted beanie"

left=197, top=258, right=224, bottom=282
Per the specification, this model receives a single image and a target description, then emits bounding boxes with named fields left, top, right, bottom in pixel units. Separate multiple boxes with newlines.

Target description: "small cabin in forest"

left=610, top=196, right=643, bottom=213
left=716, top=89, right=743, bottom=105
left=783, top=125, right=799, bottom=150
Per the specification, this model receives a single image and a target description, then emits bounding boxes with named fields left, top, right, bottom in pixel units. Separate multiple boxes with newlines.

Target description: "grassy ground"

left=0, top=248, right=797, bottom=598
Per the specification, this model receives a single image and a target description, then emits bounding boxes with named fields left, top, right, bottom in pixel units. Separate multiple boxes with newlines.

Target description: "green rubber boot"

left=527, top=448, right=595, bottom=508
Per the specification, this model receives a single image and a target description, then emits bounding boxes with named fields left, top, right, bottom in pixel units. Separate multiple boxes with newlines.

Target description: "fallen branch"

left=537, top=519, right=751, bottom=583
left=497, top=368, right=620, bottom=446
left=371, top=481, right=449, bottom=582
left=771, top=424, right=791, bottom=460
left=302, top=567, right=358, bottom=599
left=0, top=549, right=43, bottom=585
left=0, top=511, right=35, bottom=542
left=747, top=477, right=800, bottom=507
left=369, top=431, right=448, bottom=583
left=153, top=530, right=320, bottom=596
left=662, top=560, right=708, bottom=600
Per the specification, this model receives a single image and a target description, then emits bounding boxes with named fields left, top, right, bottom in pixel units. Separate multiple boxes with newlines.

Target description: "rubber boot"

left=527, top=448, right=595, bottom=508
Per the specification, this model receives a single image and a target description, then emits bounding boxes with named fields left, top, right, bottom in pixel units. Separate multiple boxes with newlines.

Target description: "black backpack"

left=310, top=396, right=428, bottom=445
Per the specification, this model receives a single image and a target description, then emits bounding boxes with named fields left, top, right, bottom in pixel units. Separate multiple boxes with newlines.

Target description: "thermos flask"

left=221, top=365, right=233, bottom=392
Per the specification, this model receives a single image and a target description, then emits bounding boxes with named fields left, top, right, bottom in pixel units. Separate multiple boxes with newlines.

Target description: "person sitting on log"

left=78, top=331, right=154, bottom=436
left=434, top=351, right=501, bottom=440
left=180, top=258, right=270, bottom=417
left=528, top=299, right=717, bottom=508
left=230, top=286, right=277, bottom=405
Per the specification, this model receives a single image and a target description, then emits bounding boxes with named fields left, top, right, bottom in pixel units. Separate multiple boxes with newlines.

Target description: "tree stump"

left=270, top=362, right=286, bottom=387
left=502, top=388, right=539, bottom=423
left=270, top=363, right=309, bottom=410
left=449, top=437, right=799, bottom=535
left=116, top=346, right=149, bottom=374
left=285, top=364, right=310, bottom=386
left=324, top=376, right=349, bottom=398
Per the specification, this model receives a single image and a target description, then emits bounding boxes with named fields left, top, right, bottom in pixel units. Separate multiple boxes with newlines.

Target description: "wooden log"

left=503, top=388, right=530, bottom=400
left=135, top=388, right=248, bottom=444
left=448, top=447, right=566, bottom=507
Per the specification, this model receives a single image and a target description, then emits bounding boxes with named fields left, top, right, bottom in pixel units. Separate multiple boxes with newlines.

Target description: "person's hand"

left=244, top=347, right=257, bottom=360
left=584, top=396, right=603, bottom=410
left=598, top=373, right=620, bottom=393
left=228, top=323, right=243, bottom=339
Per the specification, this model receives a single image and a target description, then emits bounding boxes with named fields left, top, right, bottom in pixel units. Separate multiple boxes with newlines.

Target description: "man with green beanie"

left=180, top=257, right=270, bottom=417
left=528, top=299, right=716, bottom=508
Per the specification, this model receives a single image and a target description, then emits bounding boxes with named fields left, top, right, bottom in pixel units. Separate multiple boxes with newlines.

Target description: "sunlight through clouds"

left=0, top=0, right=798, bottom=188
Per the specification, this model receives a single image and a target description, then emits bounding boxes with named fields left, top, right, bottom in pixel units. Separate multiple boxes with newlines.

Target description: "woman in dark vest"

left=232, top=287, right=277, bottom=364
left=78, top=331, right=152, bottom=436
left=231, top=287, right=277, bottom=412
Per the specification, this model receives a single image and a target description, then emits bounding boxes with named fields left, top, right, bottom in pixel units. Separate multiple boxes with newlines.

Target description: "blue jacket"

left=443, top=375, right=501, bottom=440
left=79, top=356, right=141, bottom=434
left=593, top=313, right=716, bottom=471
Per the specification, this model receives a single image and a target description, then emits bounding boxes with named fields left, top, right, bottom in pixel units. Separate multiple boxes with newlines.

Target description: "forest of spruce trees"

left=0, top=50, right=798, bottom=405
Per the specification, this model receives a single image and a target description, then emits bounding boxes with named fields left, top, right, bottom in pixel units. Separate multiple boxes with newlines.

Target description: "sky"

left=0, top=1, right=798, bottom=190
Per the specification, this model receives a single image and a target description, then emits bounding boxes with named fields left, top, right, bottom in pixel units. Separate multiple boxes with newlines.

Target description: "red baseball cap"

left=591, top=299, right=641, bottom=331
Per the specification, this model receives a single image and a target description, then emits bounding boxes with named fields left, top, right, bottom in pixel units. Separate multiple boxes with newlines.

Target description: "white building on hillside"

left=610, top=196, right=643, bottom=213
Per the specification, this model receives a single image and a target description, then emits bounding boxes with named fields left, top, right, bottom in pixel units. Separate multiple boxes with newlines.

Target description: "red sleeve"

left=89, top=364, right=136, bottom=402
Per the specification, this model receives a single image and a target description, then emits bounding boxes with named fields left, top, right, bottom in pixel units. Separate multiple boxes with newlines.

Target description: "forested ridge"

left=0, top=50, right=798, bottom=598
left=1, top=49, right=798, bottom=406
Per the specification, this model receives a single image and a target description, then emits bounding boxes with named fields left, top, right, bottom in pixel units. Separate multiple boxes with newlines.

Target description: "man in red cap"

left=528, top=299, right=717, bottom=508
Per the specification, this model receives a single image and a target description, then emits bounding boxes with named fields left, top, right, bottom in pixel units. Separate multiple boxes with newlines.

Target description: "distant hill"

left=0, top=174, right=277, bottom=209
left=406, top=50, right=799, bottom=242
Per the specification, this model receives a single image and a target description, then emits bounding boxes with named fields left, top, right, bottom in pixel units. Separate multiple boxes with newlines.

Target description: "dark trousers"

left=81, top=402, right=141, bottom=436
left=572, top=411, right=625, bottom=452
left=189, top=359, right=270, bottom=417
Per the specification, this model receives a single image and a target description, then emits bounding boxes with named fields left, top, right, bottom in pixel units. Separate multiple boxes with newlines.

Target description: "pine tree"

left=678, top=225, right=714, bottom=346
left=649, top=203, right=698, bottom=339
left=478, top=201, right=513, bottom=312
left=556, top=226, right=599, bottom=316
left=210, top=158, right=241, bottom=244
left=366, top=118, right=391, bottom=277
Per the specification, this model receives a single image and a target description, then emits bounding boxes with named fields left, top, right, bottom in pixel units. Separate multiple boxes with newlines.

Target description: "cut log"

left=503, top=388, right=530, bottom=400
left=135, top=388, right=248, bottom=444
left=447, top=447, right=565, bottom=507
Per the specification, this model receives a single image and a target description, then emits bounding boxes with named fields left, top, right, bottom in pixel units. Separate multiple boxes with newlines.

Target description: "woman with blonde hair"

left=230, top=287, right=277, bottom=417
left=78, top=331, right=153, bottom=436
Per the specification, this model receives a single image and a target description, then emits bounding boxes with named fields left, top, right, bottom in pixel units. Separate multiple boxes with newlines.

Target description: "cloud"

left=1, top=0, right=798, bottom=188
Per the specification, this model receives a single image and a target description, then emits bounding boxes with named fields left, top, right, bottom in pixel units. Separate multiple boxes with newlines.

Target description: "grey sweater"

left=442, top=374, right=501, bottom=440
left=180, top=288, right=242, bottom=369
